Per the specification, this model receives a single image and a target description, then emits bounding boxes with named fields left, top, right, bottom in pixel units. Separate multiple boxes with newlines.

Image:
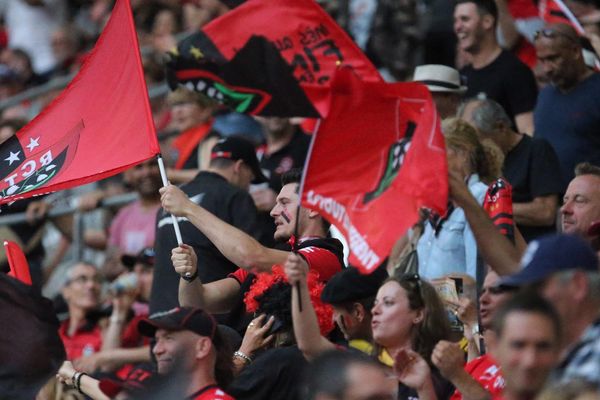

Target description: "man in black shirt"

left=454, top=0, right=537, bottom=134
left=149, top=137, right=266, bottom=314
left=460, top=98, right=563, bottom=241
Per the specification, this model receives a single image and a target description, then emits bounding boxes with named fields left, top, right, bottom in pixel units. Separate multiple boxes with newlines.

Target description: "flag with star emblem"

left=171, top=0, right=381, bottom=117
left=0, top=0, right=160, bottom=205
left=166, top=33, right=321, bottom=117
left=301, top=69, right=448, bottom=274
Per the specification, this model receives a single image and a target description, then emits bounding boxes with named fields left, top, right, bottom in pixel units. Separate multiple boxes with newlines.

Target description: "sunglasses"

left=399, top=273, right=424, bottom=304
left=534, top=29, right=578, bottom=44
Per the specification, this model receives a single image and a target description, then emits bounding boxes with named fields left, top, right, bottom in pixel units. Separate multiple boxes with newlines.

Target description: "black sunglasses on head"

left=534, top=28, right=579, bottom=44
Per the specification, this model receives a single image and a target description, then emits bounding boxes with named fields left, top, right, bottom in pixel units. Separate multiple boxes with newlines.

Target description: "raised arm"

left=431, top=341, right=491, bottom=400
left=449, top=172, right=522, bottom=276
left=161, top=185, right=288, bottom=272
left=172, top=244, right=241, bottom=314
left=285, top=253, right=336, bottom=360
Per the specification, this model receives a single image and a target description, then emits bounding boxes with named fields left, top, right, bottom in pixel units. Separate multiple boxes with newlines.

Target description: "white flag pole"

left=156, top=155, right=184, bottom=246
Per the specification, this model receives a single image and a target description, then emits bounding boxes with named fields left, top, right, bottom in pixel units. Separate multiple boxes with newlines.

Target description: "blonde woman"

left=416, top=118, right=504, bottom=281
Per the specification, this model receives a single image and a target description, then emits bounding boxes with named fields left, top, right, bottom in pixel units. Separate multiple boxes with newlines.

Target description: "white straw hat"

left=413, top=64, right=467, bottom=94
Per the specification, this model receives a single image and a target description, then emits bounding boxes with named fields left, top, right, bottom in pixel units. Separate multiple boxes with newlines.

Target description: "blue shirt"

left=534, top=73, right=600, bottom=185
left=417, top=174, right=488, bottom=280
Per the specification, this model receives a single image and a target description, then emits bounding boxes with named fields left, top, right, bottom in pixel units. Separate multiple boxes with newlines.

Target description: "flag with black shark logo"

left=166, top=33, right=320, bottom=117
left=302, top=69, right=447, bottom=274
left=192, top=0, right=382, bottom=117
left=363, top=122, right=416, bottom=204
left=0, top=0, right=160, bottom=205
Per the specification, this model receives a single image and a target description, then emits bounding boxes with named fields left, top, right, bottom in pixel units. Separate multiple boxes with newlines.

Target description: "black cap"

left=211, top=137, right=267, bottom=183
left=121, top=247, right=155, bottom=270
left=138, top=307, right=217, bottom=339
left=321, top=264, right=388, bottom=305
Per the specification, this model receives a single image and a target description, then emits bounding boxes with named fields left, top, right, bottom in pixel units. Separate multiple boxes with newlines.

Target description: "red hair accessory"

left=244, top=266, right=334, bottom=335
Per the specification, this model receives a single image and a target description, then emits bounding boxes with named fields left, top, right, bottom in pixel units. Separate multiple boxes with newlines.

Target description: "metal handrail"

left=0, top=192, right=139, bottom=226
left=0, top=31, right=189, bottom=111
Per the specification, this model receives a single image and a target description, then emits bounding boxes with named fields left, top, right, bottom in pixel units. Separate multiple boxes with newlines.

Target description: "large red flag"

left=301, top=69, right=448, bottom=274
left=0, top=0, right=160, bottom=205
left=201, top=0, right=382, bottom=116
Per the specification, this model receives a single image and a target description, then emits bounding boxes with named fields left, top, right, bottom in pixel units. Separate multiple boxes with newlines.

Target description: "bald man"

left=533, top=23, right=600, bottom=186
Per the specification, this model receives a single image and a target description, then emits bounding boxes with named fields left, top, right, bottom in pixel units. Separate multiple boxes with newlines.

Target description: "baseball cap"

left=137, top=307, right=217, bottom=339
left=321, top=264, right=388, bottom=304
left=211, top=136, right=267, bottom=184
left=499, top=234, right=599, bottom=287
left=121, top=247, right=155, bottom=270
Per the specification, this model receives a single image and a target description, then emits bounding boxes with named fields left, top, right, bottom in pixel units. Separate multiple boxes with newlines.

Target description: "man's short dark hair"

left=456, top=0, right=498, bottom=23
left=281, top=168, right=302, bottom=189
left=280, top=167, right=331, bottom=233
left=304, top=350, right=380, bottom=400
left=492, top=290, right=562, bottom=341
left=575, top=162, right=600, bottom=178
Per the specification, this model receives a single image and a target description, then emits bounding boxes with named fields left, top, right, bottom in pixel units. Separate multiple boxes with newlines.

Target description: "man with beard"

left=251, top=117, right=310, bottom=247
left=150, top=137, right=265, bottom=317
left=533, top=23, right=600, bottom=186
left=103, top=160, right=162, bottom=280
left=161, top=169, right=344, bottom=334
left=454, top=0, right=537, bottom=134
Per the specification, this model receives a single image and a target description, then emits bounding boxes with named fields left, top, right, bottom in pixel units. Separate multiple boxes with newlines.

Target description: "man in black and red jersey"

left=159, top=168, right=344, bottom=333
left=138, top=307, right=235, bottom=400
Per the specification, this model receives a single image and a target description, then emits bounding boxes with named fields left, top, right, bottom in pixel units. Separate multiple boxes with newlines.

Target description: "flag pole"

left=293, top=118, right=322, bottom=313
left=156, top=155, right=184, bottom=246
left=292, top=204, right=302, bottom=312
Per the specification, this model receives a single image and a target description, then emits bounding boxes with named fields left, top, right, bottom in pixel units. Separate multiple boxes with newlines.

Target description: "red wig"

left=244, top=266, right=334, bottom=336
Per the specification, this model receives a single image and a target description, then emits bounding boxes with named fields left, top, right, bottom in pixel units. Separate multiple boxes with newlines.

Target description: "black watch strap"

left=181, top=270, right=198, bottom=282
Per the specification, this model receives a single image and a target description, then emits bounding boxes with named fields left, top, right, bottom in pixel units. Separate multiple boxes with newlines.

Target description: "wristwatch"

left=181, top=270, right=198, bottom=282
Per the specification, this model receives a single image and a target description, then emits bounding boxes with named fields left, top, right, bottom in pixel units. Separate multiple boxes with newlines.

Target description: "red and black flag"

left=168, top=0, right=381, bottom=117
left=167, top=34, right=320, bottom=117
left=483, top=178, right=515, bottom=242
left=301, top=69, right=448, bottom=274
left=539, top=0, right=584, bottom=33
left=0, top=273, right=65, bottom=399
left=0, top=0, right=160, bottom=205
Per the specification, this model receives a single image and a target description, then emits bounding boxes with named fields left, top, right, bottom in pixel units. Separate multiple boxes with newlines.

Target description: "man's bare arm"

left=172, top=245, right=242, bottom=313
left=161, top=185, right=288, bottom=272
left=512, top=195, right=559, bottom=226
left=515, top=112, right=534, bottom=136
left=450, top=173, right=522, bottom=276
left=285, top=253, right=336, bottom=360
